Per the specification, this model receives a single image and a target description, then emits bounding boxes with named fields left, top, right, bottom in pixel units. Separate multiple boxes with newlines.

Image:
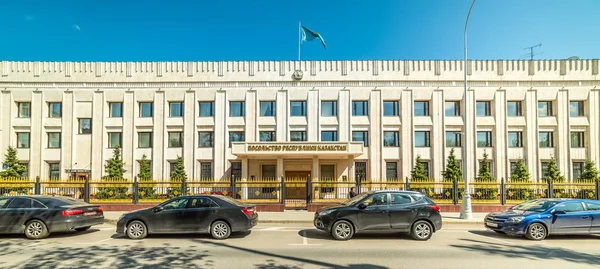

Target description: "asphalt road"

left=1, top=223, right=599, bottom=269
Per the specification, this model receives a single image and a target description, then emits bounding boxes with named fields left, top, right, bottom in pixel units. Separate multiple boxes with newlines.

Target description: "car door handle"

left=582, top=216, right=589, bottom=219
left=211, top=210, right=217, bottom=214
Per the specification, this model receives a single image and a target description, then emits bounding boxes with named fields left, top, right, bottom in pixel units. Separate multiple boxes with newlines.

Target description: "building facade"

left=0, top=60, right=599, bottom=182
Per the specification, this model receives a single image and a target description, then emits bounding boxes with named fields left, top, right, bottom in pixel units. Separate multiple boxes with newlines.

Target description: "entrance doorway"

left=284, top=171, right=310, bottom=209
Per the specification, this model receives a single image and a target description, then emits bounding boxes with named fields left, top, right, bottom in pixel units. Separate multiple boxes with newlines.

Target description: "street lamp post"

left=460, top=0, right=476, bottom=220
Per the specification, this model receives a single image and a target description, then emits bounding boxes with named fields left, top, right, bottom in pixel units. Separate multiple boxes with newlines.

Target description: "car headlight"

left=506, top=216, right=525, bottom=223
left=318, top=209, right=335, bottom=216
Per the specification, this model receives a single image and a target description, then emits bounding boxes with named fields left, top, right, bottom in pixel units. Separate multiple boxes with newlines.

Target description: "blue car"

left=484, top=199, right=600, bottom=240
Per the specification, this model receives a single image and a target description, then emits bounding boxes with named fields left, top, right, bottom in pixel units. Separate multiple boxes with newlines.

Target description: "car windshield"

left=340, top=192, right=369, bottom=206
left=511, top=200, right=559, bottom=212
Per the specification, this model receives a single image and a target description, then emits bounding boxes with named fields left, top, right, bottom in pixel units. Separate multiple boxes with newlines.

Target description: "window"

left=352, top=131, right=369, bottom=147
left=21, top=162, right=29, bottom=178
left=420, top=161, right=430, bottom=178
left=162, top=198, right=189, bottom=210
left=386, top=162, right=398, bottom=180
left=260, top=101, right=276, bottom=116
left=139, top=102, right=154, bottom=117
left=198, top=132, right=214, bottom=147
left=7, top=198, right=33, bottom=209
left=47, top=132, right=61, bottom=148
left=290, top=131, right=307, bottom=142
left=445, top=132, right=461, bottom=147
left=49, top=163, right=60, bottom=180
left=199, top=101, right=215, bottom=117
left=109, top=102, right=123, bottom=117
left=383, top=101, right=399, bottom=116
left=168, top=132, right=184, bottom=148
left=321, top=131, right=338, bottom=142
left=507, top=131, right=523, bottom=148
left=445, top=101, right=461, bottom=116
left=477, top=131, right=492, bottom=147
left=79, top=118, right=92, bottom=134
left=231, top=162, right=242, bottom=179
left=200, top=162, right=212, bottom=179
left=510, top=161, right=519, bottom=177
left=48, top=102, right=62, bottom=118
left=169, top=162, right=178, bottom=178
left=321, top=101, right=337, bottom=117
left=585, top=202, right=600, bottom=211
left=570, top=101, right=584, bottom=117
left=230, top=101, right=245, bottom=117
left=290, top=101, right=306, bottom=116
left=415, top=131, right=431, bottom=147
left=365, top=193, right=388, bottom=206
left=259, top=131, right=276, bottom=142
left=571, top=132, right=585, bottom=148
left=541, top=161, right=550, bottom=179
left=0, top=198, right=11, bottom=208
left=573, top=162, right=584, bottom=180
left=17, top=132, right=30, bottom=148
left=538, top=101, right=553, bottom=117
left=108, top=133, right=122, bottom=148
left=169, top=102, right=184, bottom=117
left=352, top=101, right=368, bottom=116
left=414, top=101, right=430, bottom=116
left=539, top=132, right=554, bottom=148
left=320, top=165, right=335, bottom=192
left=189, top=197, right=219, bottom=208
left=262, top=164, right=276, bottom=179
left=383, top=131, right=399, bottom=147
left=507, top=101, right=523, bottom=117
left=355, top=162, right=367, bottom=182
left=390, top=193, right=412, bottom=205
left=18, top=102, right=31, bottom=118
left=229, top=131, right=245, bottom=147
left=556, top=202, right=584, bottom=213
left=138, top=132, right=152, bottom=148
left=476, top=101, right=491, bottom=116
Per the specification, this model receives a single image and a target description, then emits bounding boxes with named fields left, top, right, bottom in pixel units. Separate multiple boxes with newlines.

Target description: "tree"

left=137, top=154, right=157, bottom=199
left=543, top=156, right=564, bottom=182
left=507, top=158, right=533, bottom=201
left=168, top=156, right=188, bottom=198
left=411, top=156, right=428, bottom=181
left=510, top=158, right=530, bottom=182
left=104, top=147, right=126, bottom=179
left=137, top=154, right=152, bottom=180
left=477, top=151, right=494, bottom=181
left=411, top=155, right=433, bottom=199
left=578, top=159, right=599, bottom=182
left=474, top=151, right=496, bottom=200
left=0, top=146, right=27, bottom=178
left=442, top=149, right=462, bottom=182
left=96, top=147, right=128, bottom=200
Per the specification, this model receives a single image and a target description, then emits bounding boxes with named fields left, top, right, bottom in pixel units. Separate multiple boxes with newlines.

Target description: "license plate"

left=486, top=221, right=498, bottom=228
left=83, top=212, right=97, bottom=216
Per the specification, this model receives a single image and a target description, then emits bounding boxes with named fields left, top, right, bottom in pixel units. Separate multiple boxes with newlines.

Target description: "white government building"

left=0, top=60, right=599, bottom=183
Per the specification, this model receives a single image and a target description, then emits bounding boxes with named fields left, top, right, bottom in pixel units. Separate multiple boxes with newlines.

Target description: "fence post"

left=596, top=180, right=599, bottom=201
left=35, top=176, right=41, bottom=195
left=133, top=177, right=139, bottom=204
left=84, top=176, right=90, bottom=203
left=231, top=175, right=237, bottom=199
left=280, top=176, right=285, bottom=206
left=357, top=178, right=362, bottom=194
left=452, top=179, right=458, bottom=205
left=500, top=178, right=506, bottom=205
left=548, top=179, right=554, bottom=199
left=306, top=175, right=312, bottom=205
left=405, top=176, right=410, bottom=191
left=181, top=177, right=187, bottom=197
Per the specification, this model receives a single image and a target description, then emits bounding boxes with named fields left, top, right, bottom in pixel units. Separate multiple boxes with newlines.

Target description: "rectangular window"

left=229, top=131, right=245, bottom=147
left=290, top=101, right=306, bottom=116
left=573, top=162, right=584, bottom=180
left=18, top=102, right=31, bottom=118
left=570, top=101, right=584, bottom=117
left=198, top=132, right=214, bottom=147
left=477, top=131, right=492, bottom=147
left=383, top=101, right=399, bottom=116
left=21, top=162, right=29, bottom=178
left=510, top=161, right=519, bottom=177
left=445, top=101, right=461, bottom=116
left=321, top=131, right=338, bottom=142
left=507, top=101, right=523, bottom=117
left=445, top=132, right=461, bottom=147
left=47, top=132, right=61, bottom=148
left=386, top=162, right=398, bottom=180
left=79, top=118, right=92, bottom=134
left=571, top=132, right=585, bottom=148
left=414, top=101, right=430, bottom=116
left=49, top=163, right=60, bottom=180
left=138, top=132, right=153, bottom=148
left=539, top=132, right=554, bottom=148
left=168, top=132, right=184, bottom=148
left=290, top=131, right=307, bottom=142
left=231, top=162, right=242, bottom=179
left=48, top=102, right=62, bottom=118
left=169, top=162, right=177, bottom=178
left=199, top=101, right=215, bottom=117
left=420, top=161, right=430, bottom=178
left=541, top=162, right=550, bottom=179
left=320, top=164, right=335, bottom=181
left=479, top=160, right=494, bottom=177
left=352, top=131, right=369, bottom=147
left=383, top=131, right=399, bottom=147
left=17, top=132, right=30, bottom=148
left=507, top=131, right=523, bottom=148
left=538, top=101, right=553, bottom=117
left=200, top=162, right=212, bottom=179
left=108, top=132, right=122, bottom=148
left=355, top=162, right=367, bottom=182
left=259, top=131, right=276, bottom=142
left=139, top=102, right=154, bottom=117
left=109, top=102, right=123, bottom=118
left=169, top=102, right=184, bottom=117
left=476, top=101, right=491, bottom=116
left=260, top=101, right=276, bottom=116
left=415, top=131, right=431, bottom=147
left=352, top=101, right=369, bottom=116
left=230, top=101, right=245, bottom=117
left=321, top=101, right=337, bottom=117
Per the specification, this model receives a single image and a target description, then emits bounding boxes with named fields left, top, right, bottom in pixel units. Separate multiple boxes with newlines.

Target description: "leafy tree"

left=543, top=156, right=566, bottom=198
left=137, top=154, right=152, bottom=180
left=137, top=154, right=157, bottom=199
left=168, top=156, right=188, bottom=198
left=104, top=147, right=126, bottom=179
left=0, top=146, right=29, bottom=195
left=510, top=158, right=530, bottom=182
left=474, top=151, right=496, bottom=200
left=411, top=156, right=428, bottom=181
left=576, top=159, right=599, bottom=199
left=96, top=147, right=128, bottom=200
left=507, top=158, right=533, bottom=201
left=477, top=151, right=494, bottom=181
left=411, top=156, right=434, bottom=199
left=442, top=148, right=463, bottom=201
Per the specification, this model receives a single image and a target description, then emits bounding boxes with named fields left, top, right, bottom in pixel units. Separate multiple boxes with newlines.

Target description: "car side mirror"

left=553, top=209, right=566, bottom=215
left=358, top=202, right=368, bottom=209
left=152, top=206, right=163, bottom=213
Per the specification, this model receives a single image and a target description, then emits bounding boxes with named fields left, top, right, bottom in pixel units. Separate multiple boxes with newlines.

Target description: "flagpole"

left=298, top=21, right=301, bottom=61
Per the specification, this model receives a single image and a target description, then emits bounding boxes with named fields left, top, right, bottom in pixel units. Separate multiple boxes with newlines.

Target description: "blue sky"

left=1, top=0, right=599, bottom=61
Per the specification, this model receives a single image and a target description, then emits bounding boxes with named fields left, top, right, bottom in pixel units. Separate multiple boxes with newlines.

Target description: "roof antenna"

left=522, top=43, right=542, bottom=60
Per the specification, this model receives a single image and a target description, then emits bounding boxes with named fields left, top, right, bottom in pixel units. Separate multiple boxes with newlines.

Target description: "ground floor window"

left=355, top=162, right=367, bottom=182
left=231, top=162, right=242, bottom=179
left=200, top=162, right=212, bottom=179
left=573, top=162, right=584, bottom=180
left=48, top=163, right=60, bottom=180
left=261, top=165, right=276, bottom=193
left=386, top=162, right=398, bottom=180
left=320, top=165, right=335, bottom=193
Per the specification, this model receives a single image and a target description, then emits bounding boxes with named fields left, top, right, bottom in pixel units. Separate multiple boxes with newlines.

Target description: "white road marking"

left=76, top=238, right=114, bottom=245
left=260, top=227, right=284, bottom=231
left=473, top=233, right=515, bottom=245
left=288, top=230, right=322, bottom=246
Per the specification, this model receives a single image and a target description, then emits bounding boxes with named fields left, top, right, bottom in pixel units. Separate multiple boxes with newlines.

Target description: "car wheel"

left=25, top=220, right=49, bottom=240
left=211, top=221, right=231, bottom=240
left=127, top=220, right=148, bottom=240
left=75, top=226, right=91, bottom=232
left=331, top=220, right=354, bottom=241
left=411, top=220, right=433, bottom=241
left=525, top=223, right=547, bottom=241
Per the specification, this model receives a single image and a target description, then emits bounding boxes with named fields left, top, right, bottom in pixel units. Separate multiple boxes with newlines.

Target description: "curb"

left=104, top=219, right=483, bottom=225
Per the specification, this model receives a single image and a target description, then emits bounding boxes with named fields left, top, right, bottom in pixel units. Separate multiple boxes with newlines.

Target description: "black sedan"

left=117, top=195, right=259, bottom=239
left=0, top=195, right=104, bottom=239
left=314, top=190, right=442, bottom=240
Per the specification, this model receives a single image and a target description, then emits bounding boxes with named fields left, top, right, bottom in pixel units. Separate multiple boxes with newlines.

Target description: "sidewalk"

left=103, top=211, right=487, bottom=225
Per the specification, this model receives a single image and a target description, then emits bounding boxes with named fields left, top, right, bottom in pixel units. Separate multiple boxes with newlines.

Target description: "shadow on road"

left=468, top=230, right=600, bottom=242
left=298, top=228, right=412, bottom=241
left=110, top=230, right=252, bottom=240
left=0, top=228, right=101, bottom=240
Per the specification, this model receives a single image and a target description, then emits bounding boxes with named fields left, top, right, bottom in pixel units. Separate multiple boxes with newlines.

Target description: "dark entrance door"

left=284, top=171, right=309, bottom=209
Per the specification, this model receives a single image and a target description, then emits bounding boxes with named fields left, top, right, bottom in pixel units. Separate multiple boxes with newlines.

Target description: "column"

left=123, top=91, right=134, bottom=179
left=400, top=89, right=414, bottom=180
left=308, top=89, right=319, bottom=142
left=91, top=91, right=105, bottom=179
left=277, top=157, right=284, bottom=179
left=213, top=89, right=226, bottom=179
left=32, top=92, right=43, bottom=178
left=246, top=89, right=257, bottom=142
left=464, top=88, right=477, bottom=183
left=556, top=89, right=570, bottom=176
left=241, top=157, right=248, bottom=180
left=494, top=89, right=507, bottom=179
left=276, top=89, right=288, bottom=142
left=525, top=89, right=539, bottom=180
left=432, top=89, right=444, bottom=181
left=590, top=89, right=600, bottom=169
left=369, top=89, right=382, bottom=180
left=183, top=90, right=195, bottom=178
left=338, top=89, right=350, bottom=142
left=312, top=156, right=319, bottom=181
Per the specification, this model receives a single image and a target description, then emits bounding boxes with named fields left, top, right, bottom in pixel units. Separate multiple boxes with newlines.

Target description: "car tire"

left=411, top=220, right=433, bottom=241
left=525, top=223, right=547, bottom=241
left=25, top=220, right=50, bottom=240
left=331, top=220, right=354, bottom=241
left=75, top=226, right=91, bottom=232
left=127, top=220, right=148, bottom=240
left=211, top=221, right=231, bottom=240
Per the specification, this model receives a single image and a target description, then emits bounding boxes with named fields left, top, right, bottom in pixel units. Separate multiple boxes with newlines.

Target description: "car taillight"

left=241, top=207, right=255, bottom=215
left=429, top=205, right=440, bottom=211
left=62, top=209, right=83, bottom=217
left=97, top=207, right=103, bottom=213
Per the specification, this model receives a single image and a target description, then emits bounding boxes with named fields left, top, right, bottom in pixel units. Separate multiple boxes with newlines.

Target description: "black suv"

left=314, top=190, right=442, bottom=240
